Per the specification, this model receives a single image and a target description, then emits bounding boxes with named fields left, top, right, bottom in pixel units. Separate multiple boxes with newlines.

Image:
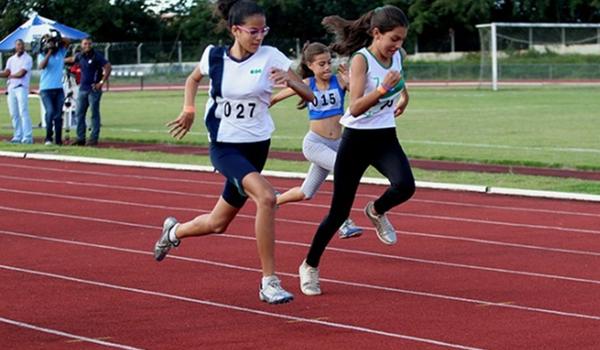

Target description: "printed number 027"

left=224, top=102, right=256, bottom=119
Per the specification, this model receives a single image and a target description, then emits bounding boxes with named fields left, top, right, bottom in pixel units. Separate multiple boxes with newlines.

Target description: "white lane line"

left=0, top=207, right=599, bottom=286
left=412, top=198, right=600, bottom=218
left=1, top=174, right=597, bottom=236
left=5, top=151, right=600, bottom=201
left=221, top=234, right=600, bottom=286
left=0, top=264, right=484, bottom=350
left=2, top=187, right=599, bottom=257
left=0, top=174, right=212, bottom=198
left=0, top=163, right=223, bottom=186
left=2, top=229, right=599, bottom=322
left=400, top=139, right=600, bottom=154
left=2, top=162, right=598, bottom=218
left=0, top=316, right=144, bottom=350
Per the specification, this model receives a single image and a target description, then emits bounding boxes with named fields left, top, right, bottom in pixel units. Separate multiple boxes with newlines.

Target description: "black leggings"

left=306, top=127, right=416, bottom=267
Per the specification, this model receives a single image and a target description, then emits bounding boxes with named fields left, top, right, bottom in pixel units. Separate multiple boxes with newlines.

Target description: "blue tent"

left=0, top=15, right=89, bottom=51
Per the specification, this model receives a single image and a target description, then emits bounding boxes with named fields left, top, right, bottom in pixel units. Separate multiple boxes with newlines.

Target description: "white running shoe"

left=338, top=218, right=363, bottom=239
left=154, top=217, right=180, bottom=261
left=298, top=260, right=321, bottom=296
left=364, top=201, right=397, bottom=245
left=259, top=275, right=294, bottom=304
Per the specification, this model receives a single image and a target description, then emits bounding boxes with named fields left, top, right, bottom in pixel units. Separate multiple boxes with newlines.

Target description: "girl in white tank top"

left=298, top=6, right=416, bottom=297
left=154, top=0, right=313, bottom=305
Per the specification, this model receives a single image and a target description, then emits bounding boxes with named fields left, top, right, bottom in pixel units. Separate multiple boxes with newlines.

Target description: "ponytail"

left=323, top=6, right=409, bottom=56
left=215, top=0, right=265, bottom=27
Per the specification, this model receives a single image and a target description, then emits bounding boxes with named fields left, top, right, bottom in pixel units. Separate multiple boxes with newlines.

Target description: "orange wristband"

left=183, top=106, right=196, bottom=113
left=376, top=85, right=388, bottom=96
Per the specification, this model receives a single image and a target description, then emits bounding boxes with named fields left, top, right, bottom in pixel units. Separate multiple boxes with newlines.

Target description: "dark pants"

left=306, top=128, right=416, bottom=267
left=40, top=88, right=65, bottom=145
left=76, top=89, right=103, bottom=143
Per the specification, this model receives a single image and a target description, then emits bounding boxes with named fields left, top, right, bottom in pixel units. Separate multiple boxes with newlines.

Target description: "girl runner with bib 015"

left=270, top=42, right=363, bottom=239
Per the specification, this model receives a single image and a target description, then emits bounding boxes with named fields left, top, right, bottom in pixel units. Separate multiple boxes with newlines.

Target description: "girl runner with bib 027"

left=270, top=42, right=363, bottom=239
left=153, top=0, right=314, bottom=305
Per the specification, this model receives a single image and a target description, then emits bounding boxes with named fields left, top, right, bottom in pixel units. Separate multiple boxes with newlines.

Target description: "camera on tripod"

left=40, top=29, right=62, bottom=54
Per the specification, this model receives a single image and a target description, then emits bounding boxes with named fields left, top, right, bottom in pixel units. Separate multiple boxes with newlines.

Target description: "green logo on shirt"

left=250, top=68, right=263, bottom=74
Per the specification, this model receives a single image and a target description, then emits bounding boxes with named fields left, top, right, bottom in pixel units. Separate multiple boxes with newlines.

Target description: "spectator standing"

left=0, top=39, right=33, bottom=144
left=66, top=37, right=111, bottom=146
left=38, top=30, right=68, bottom=145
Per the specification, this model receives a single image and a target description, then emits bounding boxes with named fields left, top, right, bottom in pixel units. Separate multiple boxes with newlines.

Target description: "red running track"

left=0, top=156, right=599, bottom=349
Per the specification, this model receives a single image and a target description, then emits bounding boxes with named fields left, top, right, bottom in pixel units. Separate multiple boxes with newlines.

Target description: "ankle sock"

left=168, top=224, right=180, bottom=244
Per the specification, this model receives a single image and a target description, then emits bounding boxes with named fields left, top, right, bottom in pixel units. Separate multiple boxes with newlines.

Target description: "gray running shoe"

left=298, top=260, right=321, bottom=296
left=364, top=201, right=397, bottom=245
left=154, top=217, right=180, bottom=261
left=259, top=275, right=294, bottom=304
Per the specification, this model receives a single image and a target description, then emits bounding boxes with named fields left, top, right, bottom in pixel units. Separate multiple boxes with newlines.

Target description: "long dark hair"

left=215, top=0, right=265, bottom=27
left=322, top=5, right=409, bottom=56
left=297, top=42, right=330, bottom=79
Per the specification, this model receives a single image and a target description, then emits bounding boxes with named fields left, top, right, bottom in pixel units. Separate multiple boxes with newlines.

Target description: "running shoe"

left=364, top=201, right=397, bottom=245
left=259, top=275, right=294, bottom=304
left=154, top=216, right=180, bottom=261
left=338, top=218, right=363, bottom=239
left=298, top=260, right=321, bottom=296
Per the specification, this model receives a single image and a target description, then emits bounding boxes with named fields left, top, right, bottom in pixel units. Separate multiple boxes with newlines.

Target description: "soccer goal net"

left=477, top=23, right=600, bottom=90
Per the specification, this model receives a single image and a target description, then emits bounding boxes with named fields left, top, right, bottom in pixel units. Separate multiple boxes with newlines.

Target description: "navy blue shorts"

left=209, top=140, right=270, bottom=208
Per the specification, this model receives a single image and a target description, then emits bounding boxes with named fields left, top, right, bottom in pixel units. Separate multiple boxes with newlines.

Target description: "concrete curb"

left=1, top=151, right=599, bottom=202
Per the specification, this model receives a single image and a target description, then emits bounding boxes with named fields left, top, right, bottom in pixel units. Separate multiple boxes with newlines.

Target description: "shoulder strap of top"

left=351, top=47, right=370, bottom=73
left=308, top=76, right=317, bottom=91
left=330, top=75, right=343, bottom=93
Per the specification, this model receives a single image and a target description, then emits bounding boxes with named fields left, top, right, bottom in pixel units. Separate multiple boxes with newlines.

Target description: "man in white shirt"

left=0, top=39, right=33, bottom=144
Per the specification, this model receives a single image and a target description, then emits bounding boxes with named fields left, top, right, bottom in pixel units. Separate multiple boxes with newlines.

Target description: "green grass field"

left=1, top=86, right=599, bottom=194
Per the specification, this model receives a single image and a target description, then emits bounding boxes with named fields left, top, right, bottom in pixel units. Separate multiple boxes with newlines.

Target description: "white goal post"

left=477, top=22, right=600, bottom=90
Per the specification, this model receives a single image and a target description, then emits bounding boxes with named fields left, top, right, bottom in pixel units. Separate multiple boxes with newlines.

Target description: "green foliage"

left=499, top=0, right=600, bottom=22
left=0, top=0, right=30, bottom=39
left=1, top=0, right=599, bottom=52
left=1, top=0, right=162, bottom=43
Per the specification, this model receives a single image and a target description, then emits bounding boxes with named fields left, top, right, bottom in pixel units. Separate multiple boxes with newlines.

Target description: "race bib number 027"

left=216, top=100, right=261, bottom=119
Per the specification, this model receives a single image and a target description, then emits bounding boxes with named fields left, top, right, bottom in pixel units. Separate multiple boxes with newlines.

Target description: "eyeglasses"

left=236, top=26, right=270, bottom=37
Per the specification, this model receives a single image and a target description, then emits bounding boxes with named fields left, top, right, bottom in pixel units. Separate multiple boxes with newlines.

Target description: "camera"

left=40, top=29, right=62, bottom=54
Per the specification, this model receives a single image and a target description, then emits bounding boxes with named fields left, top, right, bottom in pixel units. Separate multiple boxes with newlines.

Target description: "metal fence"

left=407, top=63, right=600, bottom=81
left=2, top=39, right=599, bottom=85
left=93, top=38, right=301, bottom=65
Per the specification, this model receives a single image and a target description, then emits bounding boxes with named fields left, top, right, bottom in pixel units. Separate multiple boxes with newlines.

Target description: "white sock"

left=168, top=224, right=180, bottom=243
left=261, top=275, right=276, bottom=288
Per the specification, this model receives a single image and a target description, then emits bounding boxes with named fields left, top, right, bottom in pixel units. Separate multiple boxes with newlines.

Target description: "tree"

left=0, top=0, right=33, bottom=41
left=399, top=0, right=493, bottom=51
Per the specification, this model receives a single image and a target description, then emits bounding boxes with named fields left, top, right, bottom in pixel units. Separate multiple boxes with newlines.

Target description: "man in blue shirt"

left=38, top=31, right=68, bottom=145
left=66, top=37, right=111, bottom=146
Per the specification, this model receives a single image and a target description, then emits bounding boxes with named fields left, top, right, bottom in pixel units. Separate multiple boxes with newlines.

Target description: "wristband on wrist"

left=183, top=105, right=196, bottom=113
left=376, top=85, right=388, bottom=96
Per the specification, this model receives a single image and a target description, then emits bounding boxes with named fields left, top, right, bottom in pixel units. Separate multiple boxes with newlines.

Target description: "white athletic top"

left=340, top=47, right=404, bottom=130
left=199, top=45, right=292, bottom=143
left=5, top=52, right=32, bottom=91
